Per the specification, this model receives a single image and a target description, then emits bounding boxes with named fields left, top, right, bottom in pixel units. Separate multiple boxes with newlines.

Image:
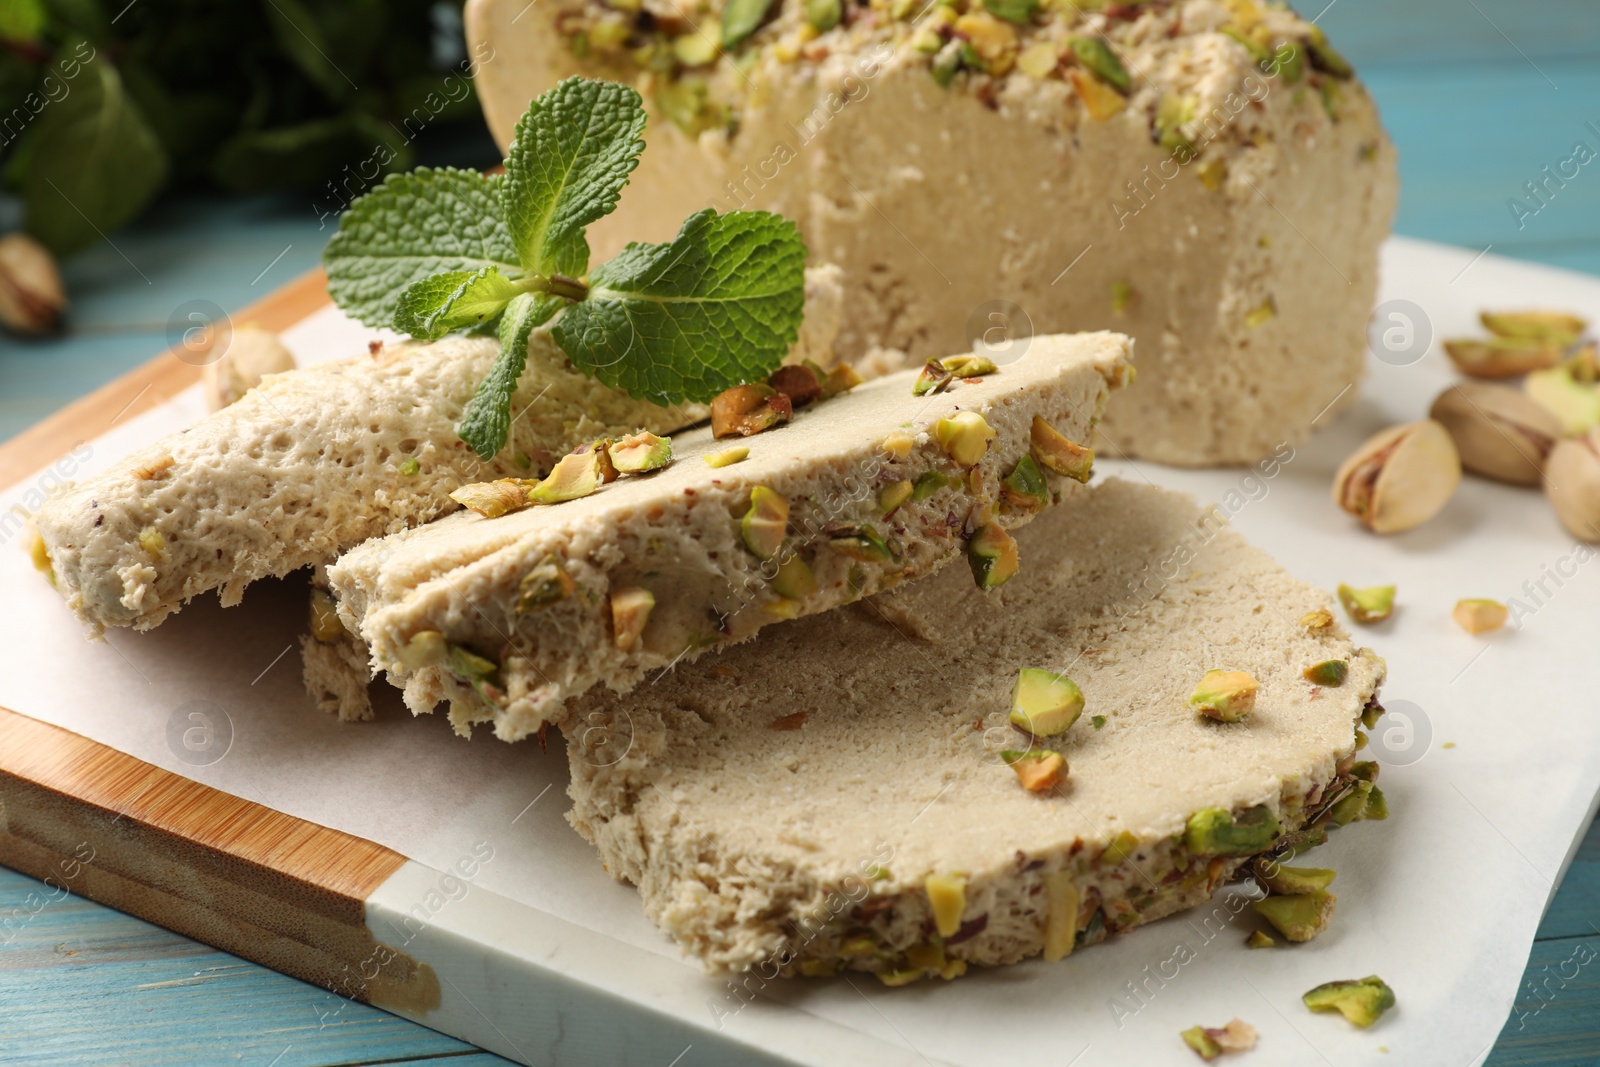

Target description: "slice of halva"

left=564, top=480, right=1387, bottom=978
left=328, top=332, right=1131, bottom=741
left=31, top=268, right=845, bottom=633
left=465, top=0, right=1398, bottom=465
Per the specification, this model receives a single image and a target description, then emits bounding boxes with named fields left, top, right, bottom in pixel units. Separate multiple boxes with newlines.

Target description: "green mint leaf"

left=500, top=77, right=646, bottom=279
left=324, top=167, right=520, bottom=329
left=16, top=53, right=168, bottom=255
left=722, top=0, right=776, bottom=46
left=457, top=292, right=566, bottom=459
left=551, top=209, right=806, bottom=406
left=393, top=267, right=522, bottom=340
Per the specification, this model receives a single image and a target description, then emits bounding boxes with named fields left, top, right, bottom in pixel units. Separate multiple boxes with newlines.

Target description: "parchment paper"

left=3, top=238, right=1596, bottom=1066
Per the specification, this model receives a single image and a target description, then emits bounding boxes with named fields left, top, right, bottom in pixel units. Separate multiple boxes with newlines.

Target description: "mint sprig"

left=322, top=77, right=807, bottom=460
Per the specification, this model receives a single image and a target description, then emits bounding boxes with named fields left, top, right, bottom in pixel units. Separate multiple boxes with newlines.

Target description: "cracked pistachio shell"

left=1544, top=429, right=1600, bottom=543
left=1333, top=420, right=1461, bottom=534
left=1429, top=382, right=1560, bottom=486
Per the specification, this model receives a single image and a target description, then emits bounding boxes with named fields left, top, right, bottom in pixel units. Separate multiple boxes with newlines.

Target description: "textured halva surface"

left=329, top=332, right=1129, bottom=740
left=32, top=269, right=845, bottom=634
left=466, top=0, right=1397, bottom=465
left=564, top=480, right=1384, bottom=975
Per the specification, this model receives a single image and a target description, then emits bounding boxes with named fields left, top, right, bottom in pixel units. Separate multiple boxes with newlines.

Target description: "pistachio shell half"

left=1429, top=382, right=1560, bottom=486
left=1333, top=420, right=1462, bottom=534
left=1443, top=336, right=1563, bottom=378
left=1544, top=429, right=1600, bottom=542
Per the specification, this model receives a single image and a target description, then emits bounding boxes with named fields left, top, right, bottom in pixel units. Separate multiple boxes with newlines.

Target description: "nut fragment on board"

left=1453, top=599, right=1508, bottom=634
left=1333, top=420, right=1461, bottom=534
left=1544, top=429, right=1600, bottom=542
left=202, top=324, right=297, bottom=411
left=1429, top=382, right=1560, bottom=486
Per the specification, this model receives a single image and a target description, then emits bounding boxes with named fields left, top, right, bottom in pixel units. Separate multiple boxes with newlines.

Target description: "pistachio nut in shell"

left=1333, top=420, right=1462, bottom=534
left=0, top=232, right=66, bottom=334
left=1544, top=429, right=1600, bottom=542
left=1429, top=382, right=1559, bottom=486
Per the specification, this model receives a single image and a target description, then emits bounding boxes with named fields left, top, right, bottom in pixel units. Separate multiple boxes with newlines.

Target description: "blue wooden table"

left=3, top=2, right=1599, bottom=1063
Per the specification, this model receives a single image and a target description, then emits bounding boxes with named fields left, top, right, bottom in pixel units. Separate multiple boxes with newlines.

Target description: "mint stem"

left=547, top=273, right=589, bottom=302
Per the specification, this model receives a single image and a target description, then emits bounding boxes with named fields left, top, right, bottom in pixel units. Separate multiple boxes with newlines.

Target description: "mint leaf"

left=457, top=292, right=566, bottom=459
left=324, top=167, right=520, bottom=329
left=393, top=267, right=522, bottom=340
left=552, top=210, right=806, bottom=405
left=17, top=53, right=168, bottom=255
left=499, top=77, right=646, bottom=279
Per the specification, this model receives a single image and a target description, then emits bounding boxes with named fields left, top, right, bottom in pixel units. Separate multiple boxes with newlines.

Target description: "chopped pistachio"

left=1252, top=889, right=1335, bottom=942
left=309, top=587, right=345, bottom=643
left=1069, top=35, right=1130, bottom=91
left=610, top=586, right=655, bottom=652
left=396, top=630, right=446, bottom=670
left=1069, top=68, right=1126, bottom=120
left=763, top=597, right=802, bottom=619
left=771, top=553, right=818, bottom=599
left=1305, top=25, right=1353, bottom=78
left=1301, top=608, right=1335, bottom=631
left=1246, top=930, right=1276, bottom=949
left=448, top=644, right=500, bottom=693
left=984, top=0, right=1038, bottom=26
left=1197, top=157, right=1228, bottom=191
left=1453, top=598, right=1508, bottom=634
left=1328, top=781, right=1386, bottom=826
left=711, top=382, right=792, bottom=438
left=1103, top=829, right=1138, bottom=864
left=1185, top=805, right=1281, bottom=857
left=913, top=359, right=954, bottom=397
left=1110, top=280, right=1133, bottom=315
left=1526, top=366, right=1600, bottom=435
left=529, top=450, right=603, bottom=505
left=740, top=486, right=789, bottom=561
left=452, top=478, right=536, bottom=518
left=517, top=557, right=575, bottom=613
left=1254, top=859, right=1337, bottom=895
left=879, top=479, right=914, bottom=515
left=925, top=874, right=967, bottom=938
left=1445, top=336, right=1564, bottom=379
left=942, top=354, right=998, bottom=378
left=804, top=0, right=841, bottom=32
left=673, top=31, right=720, bottom=66
left=953, top=12, right=1017, bottom=76
left=876, top=968, right=923, bottom=987
left=1001, top=455, right=1051, bottom=512
left=1002, top=748, right=1067, bottom=792
left=704, top=446, right=750, bottom=468
left=967, top=521, right=1019, bottom=589
left=1155, top=92, right=1195, bottom=154
left=1244, top=296, right=1277, bottom=328
left=1010, top=668, right=1085, bottom=736
left=820, top=363, right=863, bottom=398
left=1090, top=714, right=1107, bottom=730
left=828, top=523, right=896, bottom=562
left=1481, top=309, right=1586, bottom=343
left=882, top=431, right=916, bottom=459
left=1302, top=976, right=1396, bottom=1028
left=934, top=410, right=996, bottom=467
left=1016, top=40, right=1059, bottom=79
left=912, top=470, right=954, bottom=500
left=1189, top=669, right=1258, bottom=722
left=1180, top=1026, right=1222, bottom=1061
left=1303, top=659, right=1348, bottom=686
left=1337, top=583, right=1395, bottom=624
left=1361, top=698, right=1385, bottom=730
left=609, top=432, right=673, bottom=473
left=1042, top=870, right=1079, bottom=962
left=398, top=458, right=420, bottom=476
left=1030, top=415, right=1094, bottom=482
left=137, top=526, right=166, bottom=557
left=840, top=934, right=878, bottom=957
left=797, top=958, right=836, bottom=977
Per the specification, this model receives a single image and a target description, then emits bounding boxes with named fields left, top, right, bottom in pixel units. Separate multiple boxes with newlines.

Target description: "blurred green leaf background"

left=0, top=0, right=481, bottom=255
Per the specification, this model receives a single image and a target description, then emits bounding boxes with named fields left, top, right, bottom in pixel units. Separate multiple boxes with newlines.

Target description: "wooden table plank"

left=0, top=866, right=504, bottom=1067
